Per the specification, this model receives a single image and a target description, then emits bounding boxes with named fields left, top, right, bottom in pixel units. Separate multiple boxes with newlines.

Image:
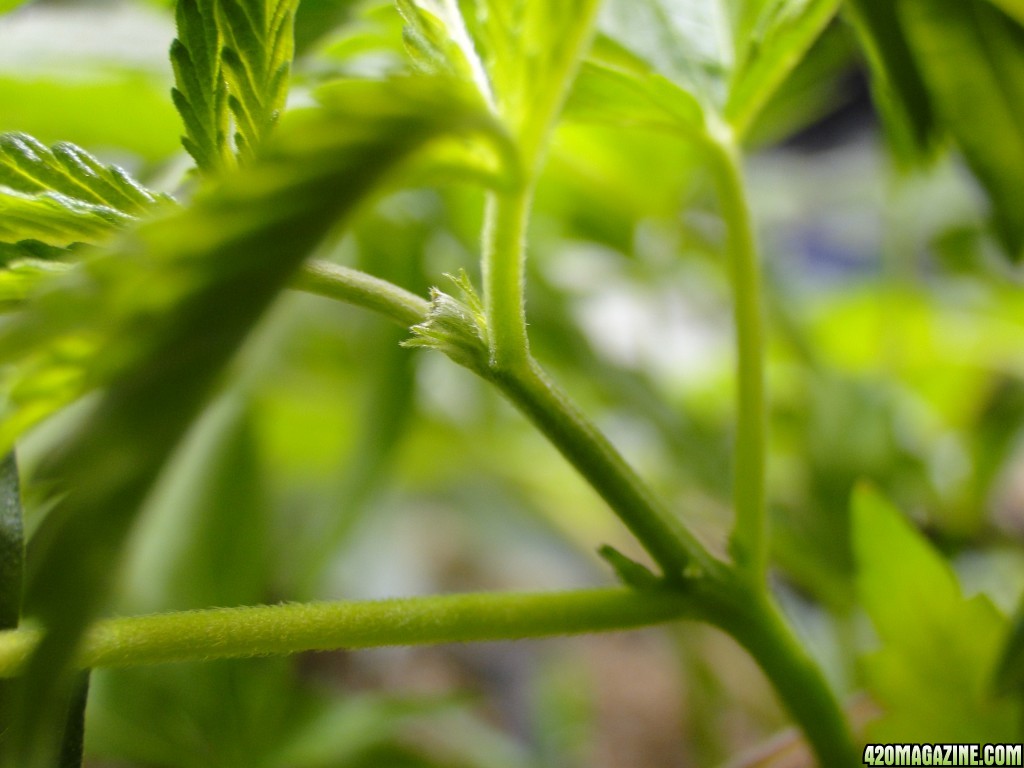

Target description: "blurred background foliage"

left=2, top=0, right=1024, bottom=765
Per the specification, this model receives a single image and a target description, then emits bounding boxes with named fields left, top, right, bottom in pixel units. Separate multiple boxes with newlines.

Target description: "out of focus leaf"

left=0, top=76, right=181, bottom=161
left=57, top=673, right=89, bottom=768
left=596, top=0, right=839, bottom=140
left=0, top=258, right=73, bottom=311
left=0, top=0, right=28, bottom=14
left=2, top=77, right=503, bottom=768
left=984, top=0, right=1024, bottom=25
left=564, top=37, right=705, bottom=139
left=726, top=0, right=840, bottom=138
left=853, top=485, right=1017, bottom=741
left=0, top=452, right=22, bottom=630
left=122, top=393, right=271, bottom=612
left=294, top=0, right=360, bottom=53
left=900, top=0, right=1024, bottom=261
left=844, top=0, right=939, bottom=162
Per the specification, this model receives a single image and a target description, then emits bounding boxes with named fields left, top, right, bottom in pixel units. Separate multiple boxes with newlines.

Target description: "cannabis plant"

left=1, top=0, right=1024, bottom=765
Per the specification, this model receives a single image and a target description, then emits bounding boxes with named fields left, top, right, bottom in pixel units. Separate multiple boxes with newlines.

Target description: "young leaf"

left=598, top=0, right=733, bottom=109
left=853, top=485, right=1017, bottom=741
left=217, top=0, right=300, bottom=160
left=844, top=0, right=939, bottom=163
left=595, top=0, right=839, bottom=143
left=899, top=0, right=1024, bottom=262
left=2, top=77, right=503, bottom=768
left=398, top=0, right=602, bottom=168
left=725, top=0, right=841, bottom=139
left=564, top=37, right=706, bottom=140
left=171, top=0, right=232, bottom=172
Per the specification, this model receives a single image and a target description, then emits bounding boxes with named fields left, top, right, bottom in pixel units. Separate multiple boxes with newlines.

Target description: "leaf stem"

left=0, top=588, right=694, bottom=677
left=710, top=135, right=768, bottom=581
left=294, top=260, right=430, bottom=327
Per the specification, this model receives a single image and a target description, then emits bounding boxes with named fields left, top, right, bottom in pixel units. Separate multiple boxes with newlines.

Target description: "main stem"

left=706, top=584, right=859, bottom=768
left=483, top=183, right=534, bottom=369
left=489, top=361, right=713, bottom=580
left=711, top=136, right=768, bottom=582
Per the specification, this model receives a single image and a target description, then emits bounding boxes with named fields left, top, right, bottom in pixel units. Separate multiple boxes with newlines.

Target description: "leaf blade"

left=900, top=0, right=1024, bottom=261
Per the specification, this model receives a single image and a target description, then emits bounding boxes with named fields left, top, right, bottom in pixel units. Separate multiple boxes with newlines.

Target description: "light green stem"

left=710, top=137, right=768, bottom=581
left=489, top=360, right=716, bottom=580
left=705, top=583, right=859, bottom=768
left=289, top=260, right=855, bottom=766
left=0, top=589, right=693, bottom=677
left=483, top=184, right=534, bottom=369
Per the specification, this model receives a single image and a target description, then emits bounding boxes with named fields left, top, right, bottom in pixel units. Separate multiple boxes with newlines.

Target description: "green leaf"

left=564, top=37, right=706, bottom=139
left=996, top=600, right=1024, bottom=695
left=595, top=0, right=840, bottom=142
left=398, top=0, right=602, bottom=166
left=984, top=0, right=1024, bottom=26
left=0, top=77, right=502, bottom=768
left=0, top=133, right=171, bottom=248
left=899, top=0, right=1024, bottom=261
left=123, top=393, right=272, bottom=612
left=0, top=75, right=182, bottom=162
left=57, top=673, right=89, bottom=768
left=172, top=0, right=232, bottom=172
left=726, top=0, right=841, bottom=138
left=0, top=452, right=22, bottom=631
left=853, top=485, right=1018, bottom=741
left=217, top=0, right=300, bottom=161
left=844, top=0, right=939, bottom=163
left=0, top=0, right=28, bottom=14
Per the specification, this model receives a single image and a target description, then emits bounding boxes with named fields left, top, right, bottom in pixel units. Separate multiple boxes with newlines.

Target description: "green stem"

left=483, top=184, right=534, bottom=369
left=710, top=136, right=768, bottom=581
left=490, top=360, right=718, bottom=581
left=294, top=260, right=430, bottom=327
left=706, top=585, right=859, bottom=768
left=0, top=588, right=694, bottom=677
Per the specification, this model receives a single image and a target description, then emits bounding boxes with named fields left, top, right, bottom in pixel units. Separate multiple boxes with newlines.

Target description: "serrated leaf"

left=853, top=485, right=1018, bottom=741
left=899, top=0, right=1024, bottom=262
left=172, top=0, right=233, bottom=172
left=0, top=133, right=170, bottom=248
left=217, top=0, right=300, bottom=161
left=0, top=133, right=166, bottom=214
left=0, top=77, right=502, bottom=767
